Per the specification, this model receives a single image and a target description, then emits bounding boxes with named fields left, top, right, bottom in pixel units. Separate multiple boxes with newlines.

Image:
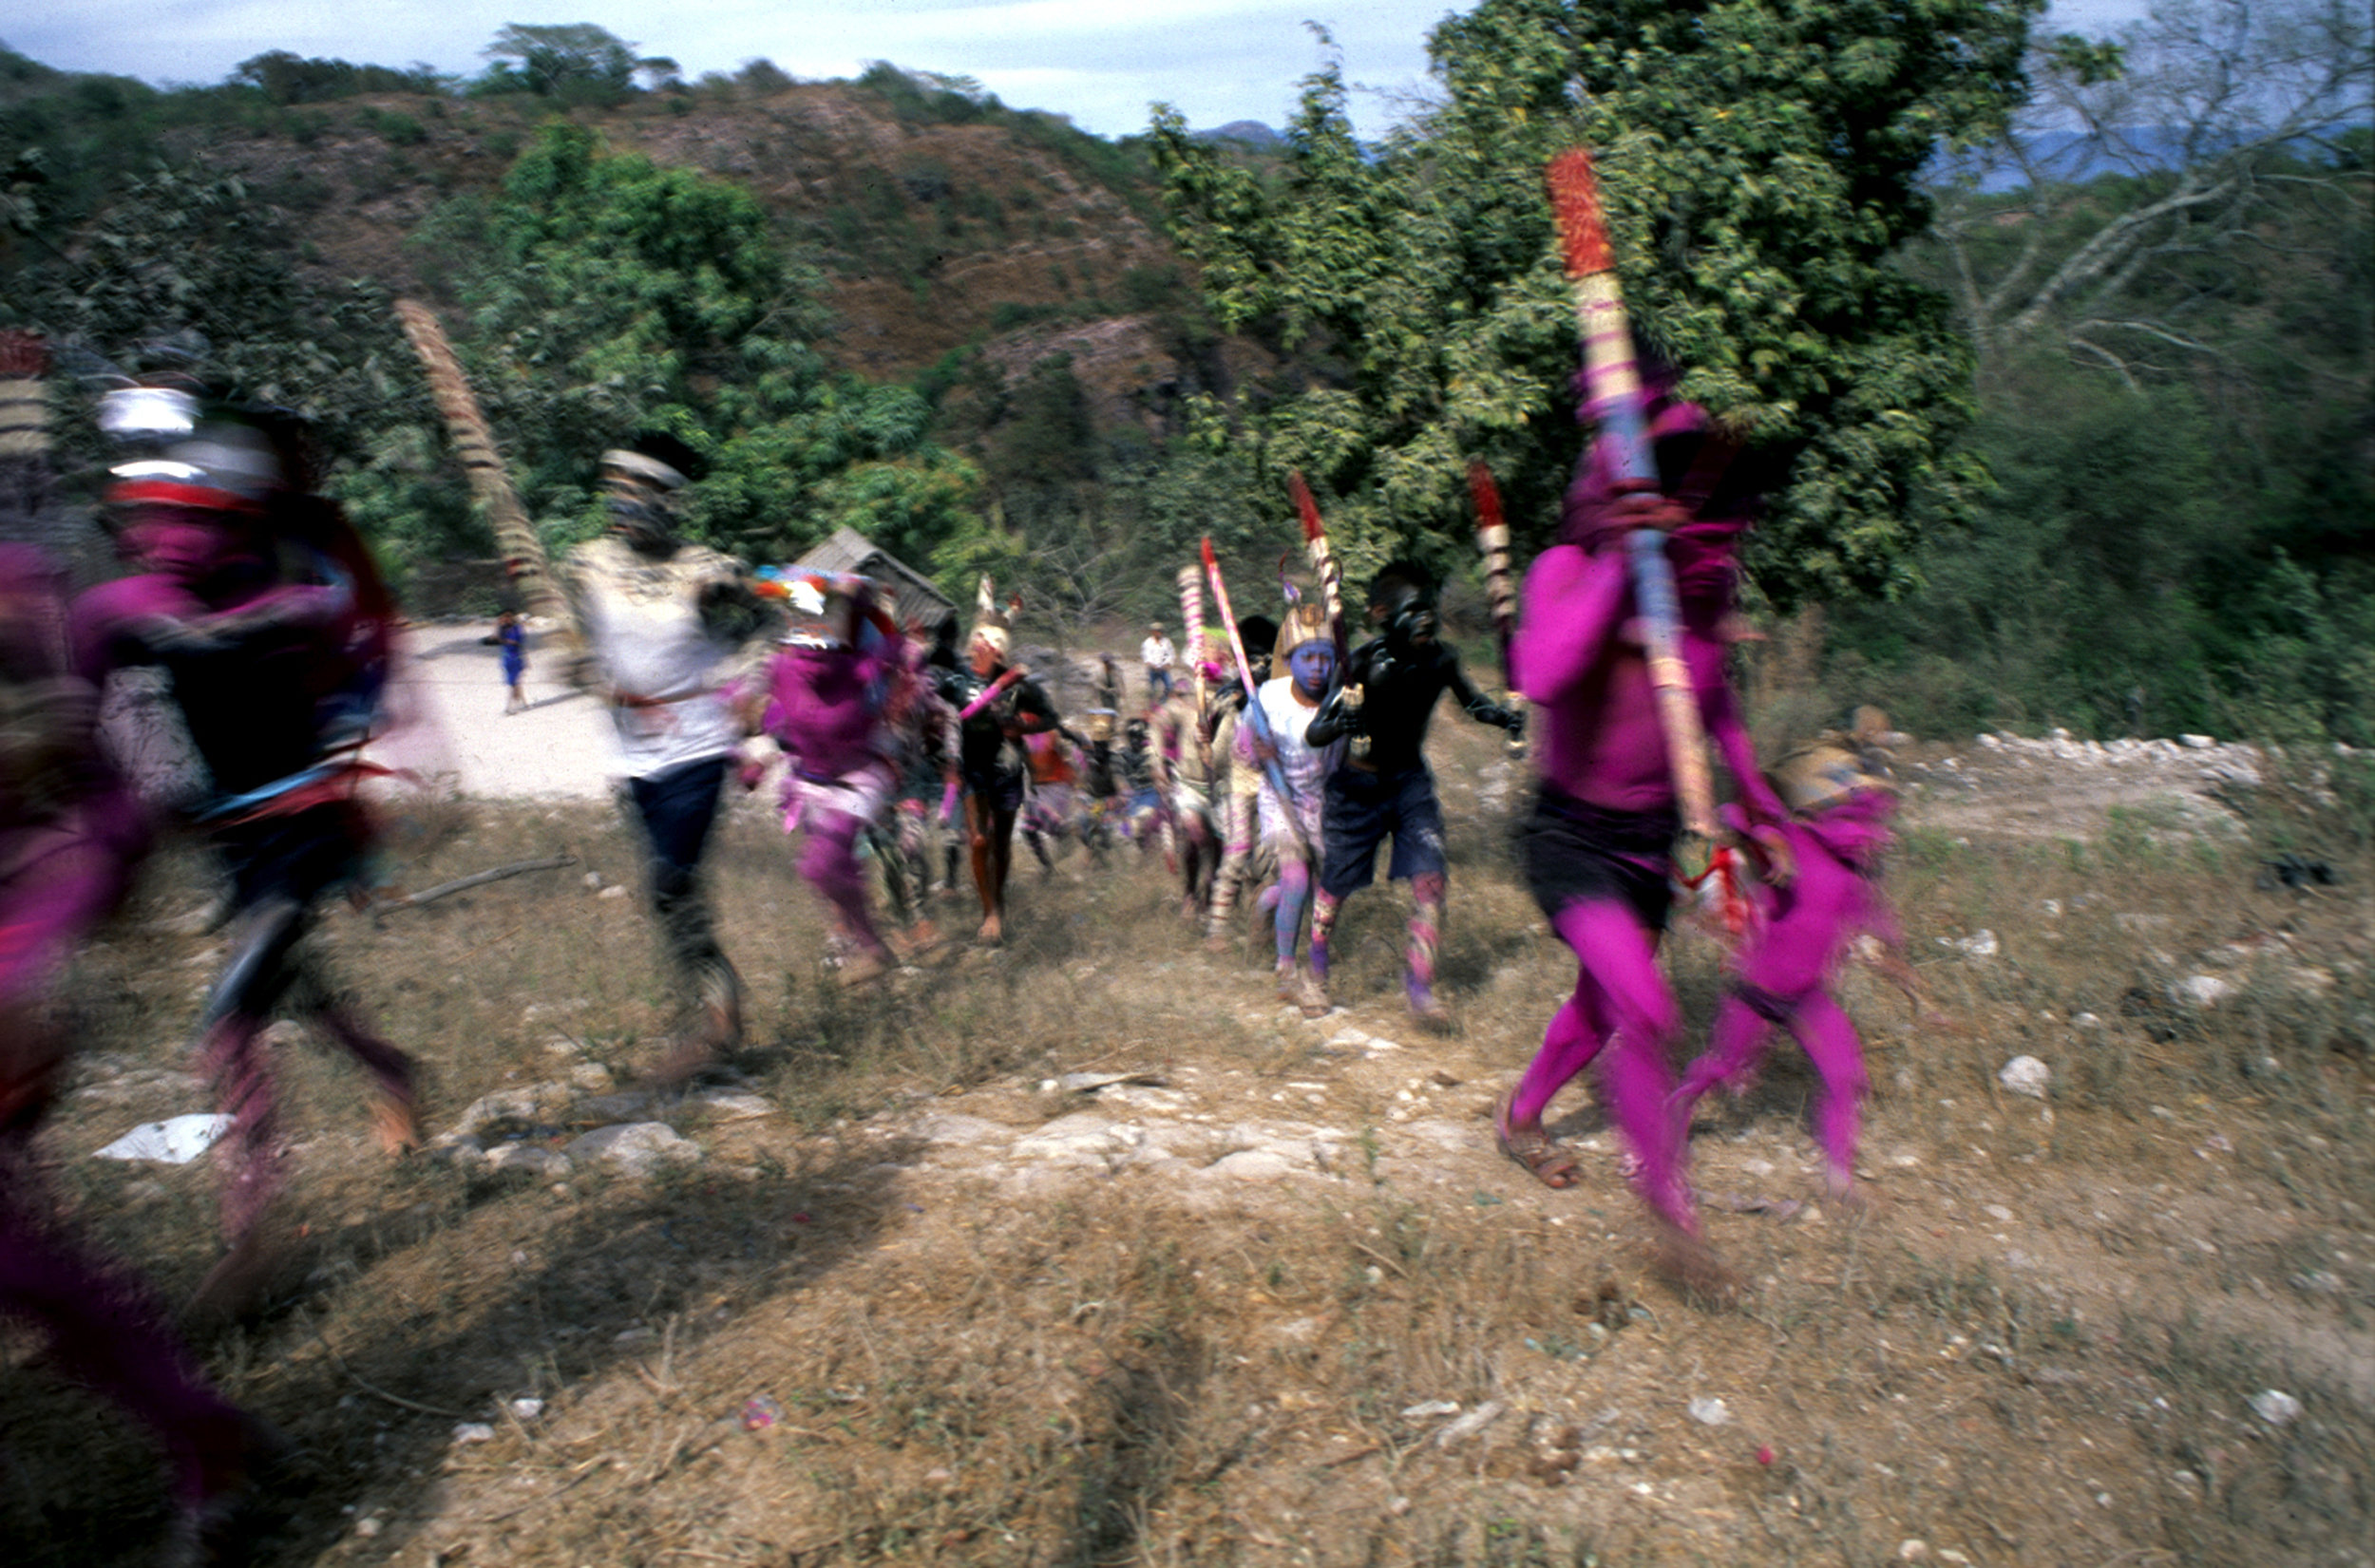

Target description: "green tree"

left=1151, top=0, right=2042, bottom=604
left=434, top=122, right=978, bottom=566
left=476, top=24, right=658, bottom=106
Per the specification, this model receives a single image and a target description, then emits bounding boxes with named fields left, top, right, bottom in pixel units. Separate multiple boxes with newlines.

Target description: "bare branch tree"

left=1929, top=0, right=2372, bottom=379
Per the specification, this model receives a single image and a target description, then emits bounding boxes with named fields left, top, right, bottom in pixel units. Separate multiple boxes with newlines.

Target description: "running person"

left=1303, top=560, right=1521, bottom=1023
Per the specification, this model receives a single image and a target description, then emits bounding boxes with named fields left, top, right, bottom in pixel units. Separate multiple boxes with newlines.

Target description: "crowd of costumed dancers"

left=0, top=148, right=1916, bottom=1550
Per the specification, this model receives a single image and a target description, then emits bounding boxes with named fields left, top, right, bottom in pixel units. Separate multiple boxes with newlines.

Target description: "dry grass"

left=7, top=725, right=2371, bottom=1566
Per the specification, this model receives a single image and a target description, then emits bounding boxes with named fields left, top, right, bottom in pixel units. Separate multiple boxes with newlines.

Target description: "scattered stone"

left=1204, top=1148, right=1295, bottom=1182
left=508, top=1398, right=544, bottom=1421
left=1434, top=1401, right=1505, bottom=1447
left=2181, top=734, right=2214, bottom=749
left=2175, top=974, right=2232, bottom=1010
left=2249, top=1389, right=2301, bottom=1426
left=1686, top=1397, right=1731, bottom=1426
left=450, top=1082, right=576, bottom=1138
left=598, top=884, right=629, bottom=899
left=1943, top=930, right=1998, bottom=960
left=562, top=1122, right=698, bottom=1176
left=1401, top=1400, right=1461, bottom=1420
left=353, top=1517, right=383, bottom=1539
left=452, top=1423, right=496, bottom=1445
left=1984, top=1204, right=2014, bottom=1222
left=914, top=1113, right=1007, bottom=1146
left=484, top=1143, right=571, bottom=1179
left=1896, top=1541, right=1928, bottom=1563
left=683, top=1088, right=775, bottom=1123
left=574, top=1090, right=655, bottom=1124
left=1998, top=1056, right=2051, bottom=1098
left=568, top=1062, right=615, bottom=1092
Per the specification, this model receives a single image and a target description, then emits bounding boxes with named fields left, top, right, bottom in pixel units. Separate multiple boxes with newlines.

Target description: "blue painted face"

left=1288, top=640, right=1335, bottom=697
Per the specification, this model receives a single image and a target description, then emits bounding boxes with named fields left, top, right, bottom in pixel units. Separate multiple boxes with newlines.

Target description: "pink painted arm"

left=1691, top=640, right=1789, bottom=826
left=1511, top=544, right=1630, bottom=707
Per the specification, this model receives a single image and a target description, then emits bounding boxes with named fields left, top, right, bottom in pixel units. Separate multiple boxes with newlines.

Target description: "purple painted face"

left=1287, top=640, right=1335, bottom=697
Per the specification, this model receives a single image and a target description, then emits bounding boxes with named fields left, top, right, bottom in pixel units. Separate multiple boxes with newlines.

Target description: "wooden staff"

left=1466, top=461, right=1528, bottom=759
left=1287, top=471, right=1346, bottom=660
left=1546, top=147, right=1718, bottom=876
left=393, top=299, right=575, bottom=637
left=1202, top=537, right=1310, bottom=853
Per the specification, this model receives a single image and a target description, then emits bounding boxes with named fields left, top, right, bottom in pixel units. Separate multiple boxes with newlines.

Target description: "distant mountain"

left=1195, top=121, right=1283, bottom=150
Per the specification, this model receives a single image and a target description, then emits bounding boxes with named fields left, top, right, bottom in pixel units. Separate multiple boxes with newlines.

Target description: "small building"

left=792, top=526, right=953, bottom=629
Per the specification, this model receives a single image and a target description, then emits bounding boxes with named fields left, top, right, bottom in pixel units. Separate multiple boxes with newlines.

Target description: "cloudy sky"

left=1, top=1, right=2154, bottom=141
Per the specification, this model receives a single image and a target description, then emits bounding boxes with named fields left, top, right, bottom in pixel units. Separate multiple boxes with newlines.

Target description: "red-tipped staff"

left=1546, top=146, right=1720, bottom=878
left=1202, top=536, right=1311, bottom=854
left=1287, top=472, right=1346, bottom=660
left=1467, top=461, right=1528, bottom=759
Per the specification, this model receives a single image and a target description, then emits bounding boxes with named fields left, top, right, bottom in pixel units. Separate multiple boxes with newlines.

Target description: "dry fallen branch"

left=387, top=855, right=577, bottom=909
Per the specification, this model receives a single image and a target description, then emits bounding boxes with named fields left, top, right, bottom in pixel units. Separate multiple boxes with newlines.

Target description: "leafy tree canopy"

left=434, top=122, right=977, bottom=570
left=474, top=23, right=663, bottom=106
left=1152, top=0, right=2042, bottom=605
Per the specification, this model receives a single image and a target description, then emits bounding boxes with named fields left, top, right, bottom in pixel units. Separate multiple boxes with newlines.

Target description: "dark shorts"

left=218, top=802, right=372, bottom=912
left=1320, top=766, right=1449, bottom=900
left=1514, top=785, right=1677, bottom=933
left=962, top=764, right=1026, bottom=816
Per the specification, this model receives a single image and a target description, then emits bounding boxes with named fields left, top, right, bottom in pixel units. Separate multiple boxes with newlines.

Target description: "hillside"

left=130, top=71, right=1271, bottom=435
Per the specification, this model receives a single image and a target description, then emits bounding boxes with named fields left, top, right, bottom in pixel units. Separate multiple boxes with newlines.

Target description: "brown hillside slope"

left=170, top=83, right=1260, bottom=422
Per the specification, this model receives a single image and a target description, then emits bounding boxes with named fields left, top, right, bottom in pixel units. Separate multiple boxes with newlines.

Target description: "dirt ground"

left=8, top=704, right=2370, bottom=1566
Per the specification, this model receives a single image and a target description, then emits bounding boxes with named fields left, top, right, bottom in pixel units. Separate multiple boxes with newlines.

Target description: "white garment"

left=568, top=536, right=748, bottom=779
left=1141, top=635, right=1174, bottom=670
left=1244, top=676, right=1340, bottom=848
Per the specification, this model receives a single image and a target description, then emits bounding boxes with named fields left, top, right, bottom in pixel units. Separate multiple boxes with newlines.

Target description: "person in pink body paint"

left=1674, top=739, right=1901, bottom=1205
left=71, top=387, right=418, bottom=1320
left=1499, top=368, right=1790, bottom=1287
left=1, top=539, right=279, bottom=1559
left=753, top=574, right=907, bottom=983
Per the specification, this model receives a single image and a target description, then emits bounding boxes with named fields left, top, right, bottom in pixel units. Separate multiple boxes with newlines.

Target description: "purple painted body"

left=1502, top=403, right=1780, bottom=1235
left=1677, top=793, right=1898, bottom=1183
left=762, top=639, right=902, bottom=963
left=0, top=542, right=255, bottom=1521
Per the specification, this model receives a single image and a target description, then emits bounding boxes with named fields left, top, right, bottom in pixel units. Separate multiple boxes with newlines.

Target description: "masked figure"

left=71, top=381, right=416, bottom=1318
left=1303, top=560, right=1522, bottom=1024
left=1235, top=605, right=1342, bottom=1014
left=564, top=435, right=772, bottom=1083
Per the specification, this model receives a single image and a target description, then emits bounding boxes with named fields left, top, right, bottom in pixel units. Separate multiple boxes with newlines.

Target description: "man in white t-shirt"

left=565, top=436, right=771, bottom=1084
left=1140, top=623, right=1174, bottom=706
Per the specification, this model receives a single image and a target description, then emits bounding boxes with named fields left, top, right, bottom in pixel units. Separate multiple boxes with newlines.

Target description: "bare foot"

left=976, top=914, right=1003, bottom=946
left=370, top=1092, right=421, bottom=1156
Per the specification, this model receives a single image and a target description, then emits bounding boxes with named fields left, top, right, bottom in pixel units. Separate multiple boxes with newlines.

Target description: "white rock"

left=1686, top=1397, right=1732, bottom=1426
left=683, top=1088, right=775, bottom=1123
left=1945, top=930, right=1998, bottom=960
left=1205, top=1149, right=1295, bottom=1182
left=1998, top=1056, right=2051, bottom=1098
left=92, top=1113, right=235, bottom=1163
left=1434, top=1400, right=1505, bottom=1447
left=598, top=884, right=629, bottom=899
left=485, top=1143, right=572, bottom=1179
left=569, top=1062, right=615, bottom=1092
left=1401, top=1399, right=1461, bottom=1420
left=2249, top=1389, right=2302, bottom=1426
left=452, top=1423, right=497, bottom=1445
left=508, top=1397, right=544, bottom=1421
left=913, top=1112, right=1010, bottom=1147
left=2182, top=734, right=2215, bottom=749
left=561, top=1122, right=698, bottom=1176
left=2175, top=974, right=2232, bottom=1010
left=450, top=1082, right=576, bottom=1136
